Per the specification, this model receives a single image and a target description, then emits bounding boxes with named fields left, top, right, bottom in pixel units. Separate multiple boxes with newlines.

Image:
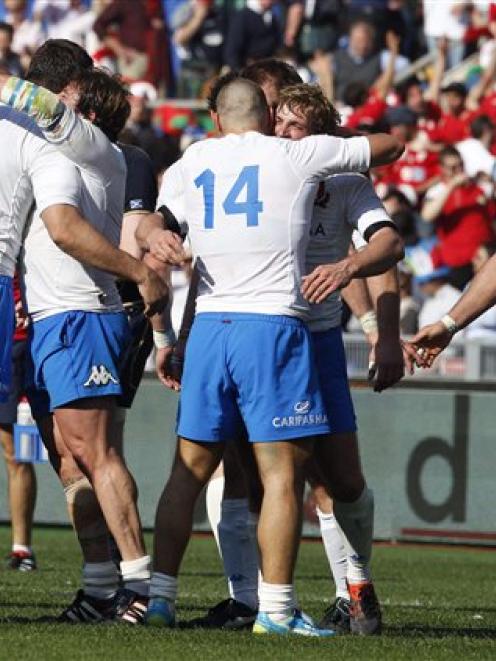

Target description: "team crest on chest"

left=314, top=182, right=330, bottom=208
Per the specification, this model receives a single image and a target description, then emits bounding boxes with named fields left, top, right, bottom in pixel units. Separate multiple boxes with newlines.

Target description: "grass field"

left=0, top=526, right=495, bottom=660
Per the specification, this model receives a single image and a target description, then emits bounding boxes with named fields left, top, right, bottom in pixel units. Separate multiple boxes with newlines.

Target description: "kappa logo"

left=84, top=365, right=119, bottom=387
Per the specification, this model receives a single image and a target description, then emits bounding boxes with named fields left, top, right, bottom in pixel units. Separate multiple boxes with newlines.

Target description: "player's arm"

left=410, top=252, right=496, bottom=366
left=41, top=204, right=168, bottom=316
left=136, top=160, right=188, bottom=264
left=286, top=134, right=404, bottom=182
left=302, top=177, right=404, bottom=302
left=366, top=267, right=405, bottom=391
left=301, top=225, right=403, bottom=303
left=0, top=75, right=116, bottom=180
left=120, top=146, right=159, bottom=260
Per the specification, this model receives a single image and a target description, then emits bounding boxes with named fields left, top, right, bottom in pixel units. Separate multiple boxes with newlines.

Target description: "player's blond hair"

left=278, top=84, right=341, bottom=135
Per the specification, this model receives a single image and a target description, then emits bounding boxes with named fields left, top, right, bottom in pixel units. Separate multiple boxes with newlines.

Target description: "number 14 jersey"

left=158, top=130, right=370, bottom=319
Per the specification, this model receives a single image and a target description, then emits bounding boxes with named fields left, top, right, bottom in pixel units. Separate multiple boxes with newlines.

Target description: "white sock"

left=333, top=487, right=374, bottom=584
left=12, top=544, right=31, bottom=554
left=258, top=580, right=295, bottom=619
left=149, top=571, right=177, bottom=612
left=317, top=508, right=349, bottom=600
left=219, top=499, right=259, bottom=610
left=120, top=555, right=151, bottom=596
left=83, top=561, right=120, bottom=600
left=206, top=476, right=224, bottom=547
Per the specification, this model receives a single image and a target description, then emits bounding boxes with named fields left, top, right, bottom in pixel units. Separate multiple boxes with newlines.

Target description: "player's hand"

left=156, top=346, right=180, bottom=391
left=147, top=228, right=186, bottom=265
left=369, top=336, right=404, bottom=392
left=138, top=268, right=169, bottom=317
left=400, top=338, right=416, bottom=375
left=301, top=260, right=355, bottom=304
left=410, top=322, right=453, bottom=368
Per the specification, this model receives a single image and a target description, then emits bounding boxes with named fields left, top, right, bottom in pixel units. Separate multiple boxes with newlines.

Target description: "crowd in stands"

left=3, top=0, right=496, bottom=348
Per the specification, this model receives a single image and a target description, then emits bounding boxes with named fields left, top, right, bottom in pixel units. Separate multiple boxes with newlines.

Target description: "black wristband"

left=157, top=205, right=185, bottom=240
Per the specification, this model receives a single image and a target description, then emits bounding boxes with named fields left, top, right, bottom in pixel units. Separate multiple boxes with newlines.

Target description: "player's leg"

left=37, top=412, right=120, bottom=622
left=306, top=459, right=349, bottom=632
left=198, top=440, right=259, bottom=628
left=54, top=399, right=145, bottom=555
left=314, top=432, right=380, bottom=635
left=252, top=438, right=312, bottom=617
left=147, top=437, right=224, bottom=626
left=0, top=340, right=37, bottom=571
left=31, top=310, right=150, bottom=621
left=0, top=424, right=37, bottom=570
left=229, top=314, right=334, bottom=637
left=146, top=312, right=239, bottom=627
left=312, top=327, right=381, bottom=634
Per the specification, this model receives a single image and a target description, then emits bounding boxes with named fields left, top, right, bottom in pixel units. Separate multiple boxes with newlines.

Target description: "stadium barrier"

left=0, top=347, right=495, bottom=546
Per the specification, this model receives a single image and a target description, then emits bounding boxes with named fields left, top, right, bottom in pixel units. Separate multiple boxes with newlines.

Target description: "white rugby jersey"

left=22, top=109, right=126, bottom=320
left=0, top=107, right=78, bottom=278
left=157, top=131, right=371, bottom=318
left=306, top=173, right=393, bottom=332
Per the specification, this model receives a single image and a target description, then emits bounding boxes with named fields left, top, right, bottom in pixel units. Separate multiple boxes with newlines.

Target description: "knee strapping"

left=64, top=477, right=108, bottom=541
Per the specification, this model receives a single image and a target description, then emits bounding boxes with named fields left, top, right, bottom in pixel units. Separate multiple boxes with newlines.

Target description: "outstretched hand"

left=406, top=321, right=453, bottom=368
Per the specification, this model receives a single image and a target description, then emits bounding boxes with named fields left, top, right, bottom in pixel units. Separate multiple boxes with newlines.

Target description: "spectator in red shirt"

left=374, top=105, right=440, bottom=207
left=344, top=29, right=400, bottom=130
left=421, top=146, right=495, bottom=289
left=395, top=75, right=442, bottom=145
left=430, top=82, right=476, bottom=145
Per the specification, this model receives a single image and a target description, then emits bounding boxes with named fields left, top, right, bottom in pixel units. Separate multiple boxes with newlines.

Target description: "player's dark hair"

left=240, top=58, right=302, bottom=91
left=0, top=22, right=14, bottom=39
left=207, top=71, right=240, bottom=112
left=470, top=114, right=493, bottom=140
left=26, top=39, right=93, bottom=93
left=278, top=84, right=341, bottom=135
left=75, top=69, right=130, bottom=143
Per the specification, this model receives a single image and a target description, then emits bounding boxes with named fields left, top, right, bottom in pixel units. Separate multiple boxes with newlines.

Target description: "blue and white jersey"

left=22, top=108, right=126, bottom=320
left=157, top=131, right=371, bottom=319
left=306, top=173, right=393, bottom=331
left=0, top=106, right=78, bottom=279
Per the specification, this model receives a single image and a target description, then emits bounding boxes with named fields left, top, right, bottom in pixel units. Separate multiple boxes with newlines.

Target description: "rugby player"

left=142, top=77, right=402, bottom=635
left=273, top=84, right=403, bottom=634
left=0, top=42, right=164, bottom=419
left=144, top=71, right=404, bottom=634
left=0, top=51, right=168, bottom=622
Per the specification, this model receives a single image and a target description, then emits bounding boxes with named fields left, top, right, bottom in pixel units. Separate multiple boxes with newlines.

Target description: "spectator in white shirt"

left=456, top=115, right=496, bottom=180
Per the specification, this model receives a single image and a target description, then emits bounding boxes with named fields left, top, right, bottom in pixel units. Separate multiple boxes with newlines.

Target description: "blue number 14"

left=195, top=165, right=263, bottom=229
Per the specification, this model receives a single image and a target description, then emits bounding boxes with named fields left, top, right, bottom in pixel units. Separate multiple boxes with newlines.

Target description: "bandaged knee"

left=64, top=477, right=108, bottom=541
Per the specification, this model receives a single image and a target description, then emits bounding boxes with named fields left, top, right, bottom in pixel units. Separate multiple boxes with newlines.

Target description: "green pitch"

left=0, top=526, right=495, bottom=660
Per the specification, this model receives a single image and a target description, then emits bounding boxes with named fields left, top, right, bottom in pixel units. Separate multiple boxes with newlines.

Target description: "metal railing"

left=343, top=333, right=496, bottom=382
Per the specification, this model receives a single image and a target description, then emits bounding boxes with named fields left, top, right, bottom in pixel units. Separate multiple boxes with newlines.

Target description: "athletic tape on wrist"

left=2, top=76, right=64, bottom=129
left=153, top=329, right=176, bottom=349
left=359, top=310, right=378, bottom=335
left=440, top=314, right=458, bottom=335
